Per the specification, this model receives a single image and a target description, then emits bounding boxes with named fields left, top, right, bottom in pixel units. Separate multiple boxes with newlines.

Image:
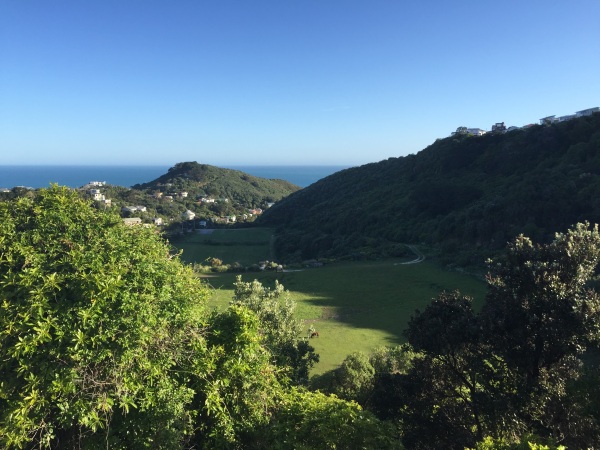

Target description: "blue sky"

left=1, top=1, right=599, bottom=166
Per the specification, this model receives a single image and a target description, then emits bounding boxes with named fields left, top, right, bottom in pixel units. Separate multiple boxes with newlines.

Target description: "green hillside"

left=259, top=113, right=600, bottom=264
left=133, top=161, right=300, bottom=208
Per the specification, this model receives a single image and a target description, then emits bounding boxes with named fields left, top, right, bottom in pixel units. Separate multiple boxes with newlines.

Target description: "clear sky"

left=1, top=1, right=599, bottom=166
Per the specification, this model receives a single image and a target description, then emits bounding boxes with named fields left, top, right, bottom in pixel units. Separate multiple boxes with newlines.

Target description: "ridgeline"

left=133, top=161, right=300, bottom=207
left=259, top=113, right=600, bottom=265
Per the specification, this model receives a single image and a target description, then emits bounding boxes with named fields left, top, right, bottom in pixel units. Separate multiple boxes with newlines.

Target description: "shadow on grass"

left=203, top=261, right=487, bottom=373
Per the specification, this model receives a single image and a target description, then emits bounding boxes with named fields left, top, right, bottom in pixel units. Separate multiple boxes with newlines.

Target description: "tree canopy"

left=376, top=223, right=600, bottom=448
left=232, top=276, right=319, bottom=385
left=0, top=185, right=211, bottom=447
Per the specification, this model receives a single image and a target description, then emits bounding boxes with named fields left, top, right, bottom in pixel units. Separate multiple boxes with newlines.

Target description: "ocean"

left=0, top=165, right=352, bottom=190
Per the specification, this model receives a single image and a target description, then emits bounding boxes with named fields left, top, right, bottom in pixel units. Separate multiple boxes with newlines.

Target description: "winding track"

left=395, top=245, right=425, bottom=265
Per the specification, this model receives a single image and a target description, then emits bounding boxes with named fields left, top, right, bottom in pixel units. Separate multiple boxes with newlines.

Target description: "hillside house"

left=153, top=217, right=163, bottom=226
left=122, top=218, right=142, bottom=226
left=467, top=128, right=487, bottom=136
left=491, top=122, right=506, bottom=133
left=540, top=115, right=557, bottom=125
left=452, top=126, right=468, bottom=135
left=179, top=191, right=188, bottom=198
left=558, top=114, right=576, bottom=122
left=122, top=205, right=147, bottom=213
left=182, top=210, right=196, bottom=221
left=576, top=107, right=600, bottom=117
left=89, top=189, right=105, bottom=201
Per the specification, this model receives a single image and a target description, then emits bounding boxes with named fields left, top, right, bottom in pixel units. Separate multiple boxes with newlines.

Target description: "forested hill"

left=133, top=161, right=300, bottom=207
left=259, top=113, right=600, bottom=264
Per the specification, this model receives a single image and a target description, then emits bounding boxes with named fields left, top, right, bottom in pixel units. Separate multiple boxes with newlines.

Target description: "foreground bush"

left=0, top=186, right=399, bottom=449
left=0, top=186, right=210, bottom=447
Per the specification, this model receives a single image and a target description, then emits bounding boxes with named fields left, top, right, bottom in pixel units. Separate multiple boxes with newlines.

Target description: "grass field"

left=173, top=229, right=487, bottom=375
left=174, top=227, right=274, bottom=266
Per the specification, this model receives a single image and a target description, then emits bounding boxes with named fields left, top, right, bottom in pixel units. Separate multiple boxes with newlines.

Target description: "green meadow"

left=174, top=229, right=487, bottom=374
left=174, top=227, right=274, bottom=266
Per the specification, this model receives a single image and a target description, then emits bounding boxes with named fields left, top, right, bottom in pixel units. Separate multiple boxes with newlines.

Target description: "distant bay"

left=0, top=165, right=351, bottom=189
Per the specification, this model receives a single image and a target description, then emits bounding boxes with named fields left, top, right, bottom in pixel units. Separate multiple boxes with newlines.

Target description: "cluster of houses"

left=452, top=106, right=599, bottom=138
left=87, top=183, right=112, bottom=208
left=84, top=182, right=272, bottom=229
left=153, top=191, right=188, bottom=202
left=85, top=183, right=165, bottom=227
left=539, top=107, right=600, bottom=125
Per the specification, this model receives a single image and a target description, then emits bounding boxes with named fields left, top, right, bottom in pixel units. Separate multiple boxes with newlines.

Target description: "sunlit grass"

left=197, top=259, right=486, bottom=374
left=174, top=229, right=487, bottom=374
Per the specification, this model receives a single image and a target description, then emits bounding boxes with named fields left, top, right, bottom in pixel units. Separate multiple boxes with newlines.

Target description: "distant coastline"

left=0, top=165, right=352, bottom=190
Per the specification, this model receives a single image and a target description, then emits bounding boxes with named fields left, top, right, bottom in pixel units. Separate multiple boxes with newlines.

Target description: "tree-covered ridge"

left=259, top=113, right=600, bottom=264
left=133, top=161, right=300, bottom=209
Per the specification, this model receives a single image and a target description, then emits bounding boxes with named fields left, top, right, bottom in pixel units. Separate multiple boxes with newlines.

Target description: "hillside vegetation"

left=133, top=161, right=299, bottom=208
left=259, top=113, right=600, bottom=265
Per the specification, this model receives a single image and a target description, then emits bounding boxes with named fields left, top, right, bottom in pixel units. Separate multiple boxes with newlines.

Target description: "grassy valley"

left=173, top=229, right=486, bottom=373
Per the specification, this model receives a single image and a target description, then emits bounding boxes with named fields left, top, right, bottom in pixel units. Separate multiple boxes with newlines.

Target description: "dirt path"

left=395, top=245, right=425, bottom=265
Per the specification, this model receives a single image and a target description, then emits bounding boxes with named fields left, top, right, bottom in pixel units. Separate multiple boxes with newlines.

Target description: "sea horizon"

left=0, top=164, right=353, bottom=190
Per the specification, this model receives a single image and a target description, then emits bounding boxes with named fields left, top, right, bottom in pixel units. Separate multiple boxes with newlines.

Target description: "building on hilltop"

left=540, top=115, right=557, bottom=125
left=491, top=122, right=507, bottom=133
left=451, top=126, right=487, bottom=137
left=89, top=189, right=105, bottom=201
left=467, top=128, right=487, bottom=136
left=558, top=114, right=576, bottom=122
left=576, top=107, right=600, bottom=117
left=452, top=126, right=468, bottom=136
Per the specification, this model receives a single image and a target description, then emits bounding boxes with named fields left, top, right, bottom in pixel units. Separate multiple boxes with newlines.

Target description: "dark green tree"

left=480, top=222, right=600, bottom=446
left=400, top=291, right=491, bottom=449
left=395, top=223, right=600, bottom=448
left=482, top=223, right=600, bottom=383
